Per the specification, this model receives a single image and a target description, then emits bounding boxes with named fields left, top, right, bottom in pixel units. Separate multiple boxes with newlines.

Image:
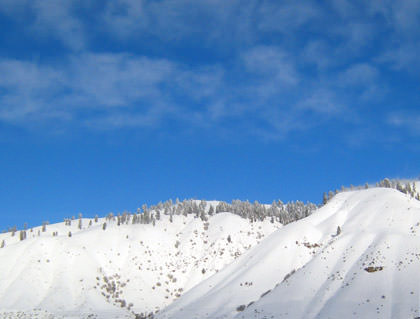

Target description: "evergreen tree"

left=322, top=192, right=328, bottom=205
left=200, top=209, right=208, bottom=221
left=121, top=212, right=127, bottom=224
left=102, top=222, right=107, bottom=231
left=382, top=178, right=391, bottom=188
left=208, top=206, right=215, bottom=216
left=406, top=182, right=413, bottom=197
left=132, top=214, right=138, bottom=224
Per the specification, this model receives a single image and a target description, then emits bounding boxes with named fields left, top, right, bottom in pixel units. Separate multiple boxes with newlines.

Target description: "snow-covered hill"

left=0, top=209, right=280, bottom=318
left=1, top=185, right=420, bottom=319
left=157, top=188, right=420, bottom=319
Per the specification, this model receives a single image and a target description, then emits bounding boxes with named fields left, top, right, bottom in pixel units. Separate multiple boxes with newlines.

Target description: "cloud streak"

left=387, top=113, right=420, bottom=135
left=0, top=48, right=350, bottom=139
left=0, top=0, right=418, bottom=142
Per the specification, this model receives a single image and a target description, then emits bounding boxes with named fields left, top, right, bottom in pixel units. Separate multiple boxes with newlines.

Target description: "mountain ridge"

left=157, top=188, right=420, bottom=319
left=1, top=182, right=420, bottom=319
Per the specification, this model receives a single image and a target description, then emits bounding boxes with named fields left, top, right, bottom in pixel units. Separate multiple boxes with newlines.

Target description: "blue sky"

left=0, top=0, right=419, bottom=230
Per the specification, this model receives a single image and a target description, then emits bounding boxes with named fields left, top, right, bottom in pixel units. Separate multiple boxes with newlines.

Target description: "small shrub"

left=236, top=305, right=246, bottom=312
left=364, top=266, right=383, bottom=272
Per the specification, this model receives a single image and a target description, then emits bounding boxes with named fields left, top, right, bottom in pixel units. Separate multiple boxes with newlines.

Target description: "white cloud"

left=296, top=89, right=344, bottom=116
left=302, top=40, right=332, bottom=70
left=32, top=0, right=86, bottom=50
left=368, top=0, right=420, bottom=33
left=338, top=63, right=378, bottom=86
left=0, top=48, right=346, bottom=139
left=257, top=1, right=320, bottom=33
left=368, top=0, right=420, bottom=72
left=0, top=0, right=86, bottom=50
left=336, top=63, right=385, bottom=102
left=387, top=113, right=420, bottom=135
left=67, top=53, right=175, bottom=108
left=0, top=59, right=68, bottom=122
left=172, top=66, right=225, bottom=101
left=0, top=0, right=417, bottom=141
left=242, top=46, right=299, bottom=86
left=101, top=0, right=148, bottom=39
left=335, top=22, right=375, bottom=53
left=0, top=54, right=228, bottom=130
left=378, top=44, right=420, bottom=72
left=101, top=0, right=256, bottom=47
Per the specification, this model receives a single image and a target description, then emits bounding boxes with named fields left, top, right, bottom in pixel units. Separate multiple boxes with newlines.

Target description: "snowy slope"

left=157, top=188, right=420, bottom=319
left=0, top=212, right=280, bottom=318
left=2, top=186, right=419, bottom=319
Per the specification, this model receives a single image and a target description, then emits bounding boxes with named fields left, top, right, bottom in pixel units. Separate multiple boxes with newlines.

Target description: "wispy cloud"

left=32, top=0, right=86, bottom=51
left=0, top=0, right=86, bottom=50
left=338, top=63, right=378, bottom=86
left=0, top=0, right=418, bottom=142
left=0, top=48, right=350, bottom=139
left=387, top=113, right=420, bottom=135
left=100, top=0, right=258, bottom=48
left=0, top=59, right=67, bottom=122
left=257, top=1, right=320, bottom=33
left=67, top=53, right=175, bottom=108
left=0, top=54, right=223, bottom=129
left=296, top=89, right=344, bottom=116
left=242, top=46, right=299, bottom=86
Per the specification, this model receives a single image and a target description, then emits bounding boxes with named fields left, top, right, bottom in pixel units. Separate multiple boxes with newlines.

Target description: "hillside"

left=157, top=188, right=420, bottom=319
left=1, top=184, right=420, bottom=319
left=0, top=207, right=281, bottom=319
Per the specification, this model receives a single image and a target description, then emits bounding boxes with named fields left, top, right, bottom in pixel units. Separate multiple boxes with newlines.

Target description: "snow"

left=157, top=188, right=420, bottom=319
left=2, top=187, right=420, bottom=319
left=0, top=211, right=280, bottom=318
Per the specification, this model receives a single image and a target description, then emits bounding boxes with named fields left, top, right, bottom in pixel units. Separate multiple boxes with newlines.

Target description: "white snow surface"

left=0, top=210, right=279, bottom=318
left=2, top=187, right=420, bottom=319
left=157, top=188, right=420, bottom=319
